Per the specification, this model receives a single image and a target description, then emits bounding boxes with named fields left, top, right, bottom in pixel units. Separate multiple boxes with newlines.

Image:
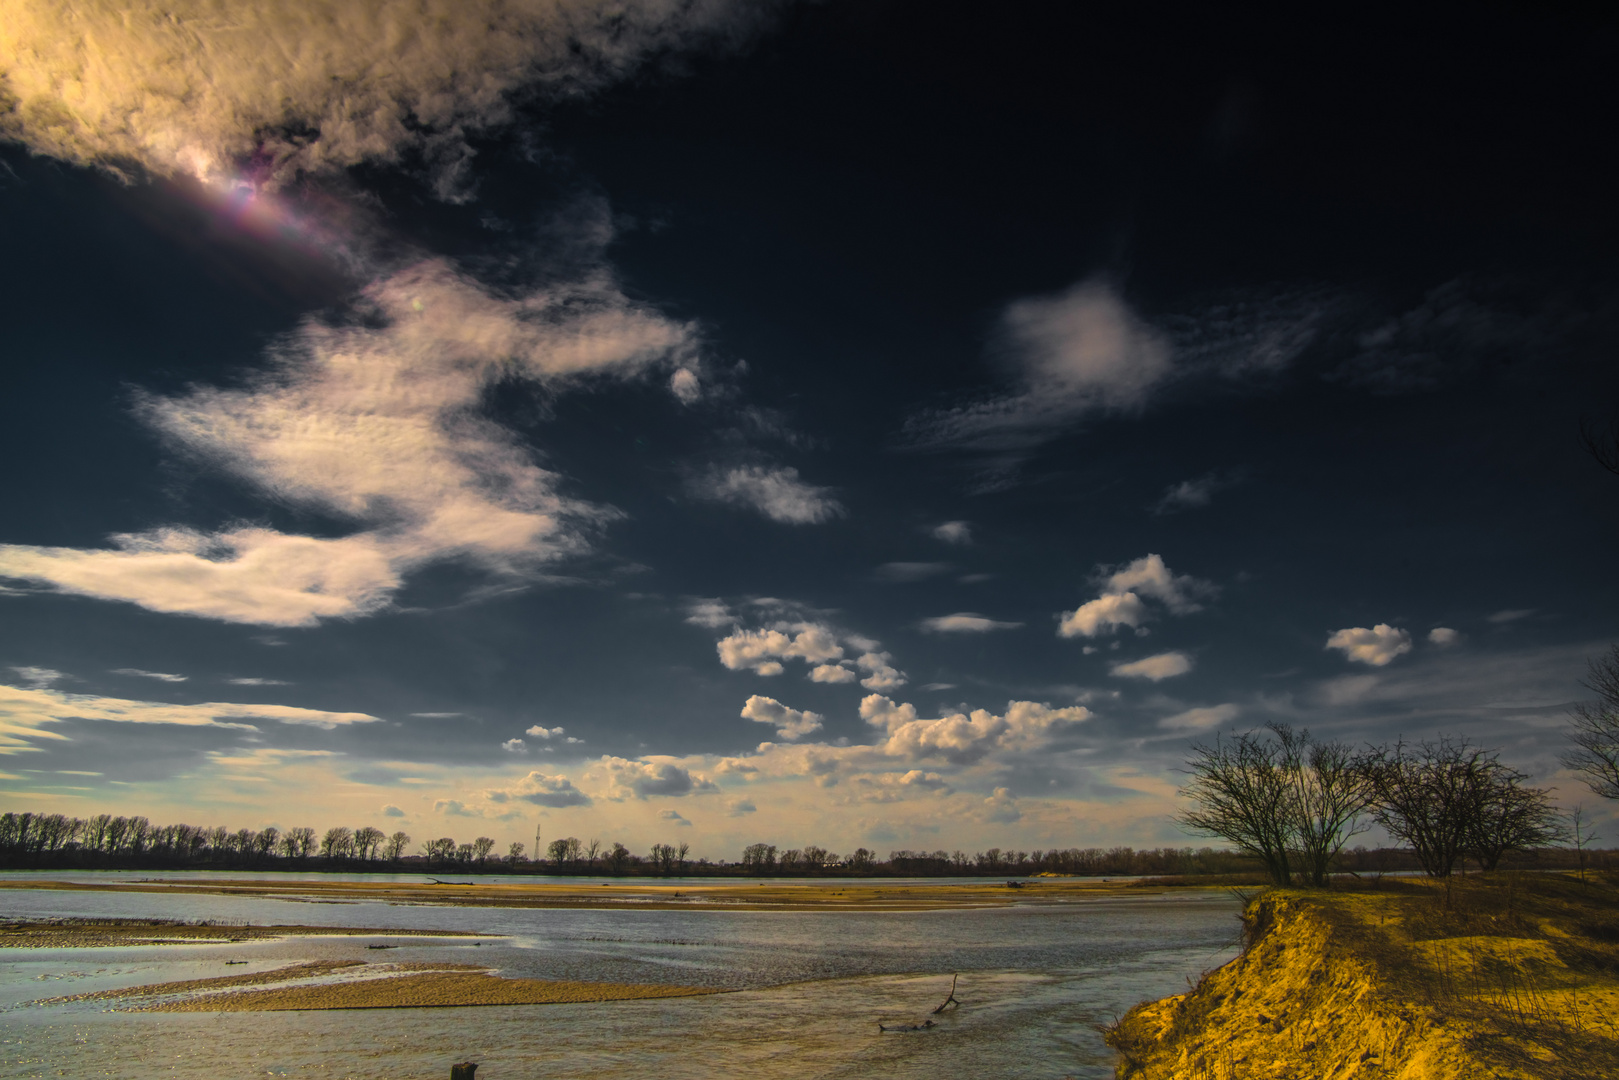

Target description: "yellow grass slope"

left=1107, top=873, right=1619, bottom=1079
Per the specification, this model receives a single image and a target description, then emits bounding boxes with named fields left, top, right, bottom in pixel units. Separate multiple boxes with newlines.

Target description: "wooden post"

left=450, top=1063, right=478, bottom=1079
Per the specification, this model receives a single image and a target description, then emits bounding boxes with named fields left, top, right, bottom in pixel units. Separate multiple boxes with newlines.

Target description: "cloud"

left=499, top=770, right=591, bottom=808
left=597, top=756, right=716, bottom=800
left=740, top=695, right=824, bottom=741
left=110, top=668, right=188, bottom=683
left=1059, top=554, right=1213, bottom=638
left=228, top=677, right=291, bottom=687
left=669, top=368, right=702, bottom=404
left=381, top=804, right=406, bottom=818
left=0, top=255, right=695, bottom=626
left=1487, top=609, right=1535, bottom=624
left=809, top=663, right=858, bottom=684
left=684, top=599, right=735, bottom=629
left=434, top=799, right=480, bottom=817
left=859, top=694, right=1090, bottom=765
left=502, top=738, right=527, bottom=753
left=918, top=613, right=1022, bottom=634
left=1428, top=627, right=1462, bottom=647
left=658, top=809, right=692, bottom=827
left=726, top=798, right=756, bottom=816
left=691, top=465, right=843, bottom=524
left=0, top=681, right=384, bottom=751
left=1159, top=703, right=1240, bottom=731
left=850, top=769, right=953, bottom=803
left=1111, top=651, right=1194, bottom=681
left=1325, top=624, right=1413, bottom=667
left=525, top=725, right=566, bottom=739
left=0, top=0, right=767, bottom=195
left=856, top=652, right=907, bottom=692
left=982, top=787, right=1022, bottom=824
left=932, top=521, right=972, bottom=545
left=904, top=281, right=1172, bottom=452
left=716, top=623, right=845, bottom=675
left=1151, top=472, right=1238, bottom=515
left=873, top=561, right=951, bottom=583
left=10, top=667, right=63, bottom=688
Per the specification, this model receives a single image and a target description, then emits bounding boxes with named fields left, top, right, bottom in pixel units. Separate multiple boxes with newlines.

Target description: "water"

left=0, top=875, right=1240, bottom=1079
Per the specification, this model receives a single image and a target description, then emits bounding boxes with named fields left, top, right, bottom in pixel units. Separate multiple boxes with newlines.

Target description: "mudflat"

left=0, top=917, right=482, bottom=949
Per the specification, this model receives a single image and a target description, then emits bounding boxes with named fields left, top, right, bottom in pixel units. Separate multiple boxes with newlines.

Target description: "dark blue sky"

left=1, top=1, right=1616, bottom=855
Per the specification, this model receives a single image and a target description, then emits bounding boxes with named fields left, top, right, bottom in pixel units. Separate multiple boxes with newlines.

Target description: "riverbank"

left=0, top=917, right=482, bottom=949
left=0, top=874, right=1187, bottom=911
left=1106, top=872, right=1619, bottom=1079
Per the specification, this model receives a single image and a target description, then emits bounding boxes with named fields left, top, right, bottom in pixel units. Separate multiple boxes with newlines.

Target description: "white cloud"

left=1159, top=703, right=1240, bottom=731
left=1428, top=627, right=1462, bottom=647
left=497, top=771, right=592, bottom=808
left=684, top=599, right=735, bottom=629
left=595, top=756, right=717, bottom=800
left=918, top=613, right=1022, bottom=634
left=740, top=695, right=824, bottom=741
left=228, top=677, right=290, bottom=687
left=716, top=623, right=845, bottom=675
left=982, top=787, right=1022, bottom=824
left=1059, top=554, right=1213, bottom=638
left=809, top=663, right=858, bottom=684
left=669, top=368, right=702, bottom=404
left=502, top=738, right=527, bottom=753
left=1111, top=651, right=1194, bottom=681
left=856, top=652, right=908, bottom=692
left=1325, top=624, right=1413, bottom=667
left=111, top=668, right=188, bottom=683
left=11, top=667, right=63, bottom=688
left=525, top=725, right=566, bottom=739
left=859, top=694, right=1090, bottom=765
left=904, top=281, right=1172, bottom=451
left=0, top=682, right=384, bottom=751
left=691, top=465, right=843, bottom=524
left=0, top=0, right=764, bottom=195
left=0, top=255, right=697, bottom=626
left=932, top=521, right=972, bottom=545
left=1152, top=472, right=1237, bottom=515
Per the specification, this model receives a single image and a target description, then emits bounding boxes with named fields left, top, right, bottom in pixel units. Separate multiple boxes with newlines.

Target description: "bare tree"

left=471, top=836, right=496, bottom=865
left=286, top=826, right=316, bottom=859
left=1177, top=729, right=1295, bottom=885
left=1564, top=644, right=1619, bottom=801
left=1274, top=724, right=1371, bottom=886
left=507, top=841, right=526, bottom=867
left=677, top=841, right=690, bottom=872
left=1363, top=737, right=1498, bottom=879
left=256, top=827, right=279, bottom=859
left=1570, top=805, right=1599, bottom=883
left=1465, top=768, right=1564, bottom=871
left=607, top=841, right=631, bottom=875
left=1579, top=413, right=1619, bottom=477
left=353, top=826, right=385, bottom=861
left=321, top=826, right=353, bottom=860
left=586, top=838, right=601, bottom=869
left=384, top=831, right=411, bottom=861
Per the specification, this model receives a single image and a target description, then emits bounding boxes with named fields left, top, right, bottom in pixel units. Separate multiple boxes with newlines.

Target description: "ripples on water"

left=0, top=876, right=1240, bottom=1079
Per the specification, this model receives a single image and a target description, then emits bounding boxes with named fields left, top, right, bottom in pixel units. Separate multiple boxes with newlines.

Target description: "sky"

left=1, top=1, right=1617, bottom=859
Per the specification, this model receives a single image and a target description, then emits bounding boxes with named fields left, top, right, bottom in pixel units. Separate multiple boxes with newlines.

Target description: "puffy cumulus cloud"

left=690, top=464, right=843, bottom=524
left=110, top=668, right=187, bottom=682
left=859, top=694, right=1089, bottom=765
left=904, top=281, right=1172, bottom=452
left=669, top=368, right=702, bottom=404
left=493, top=770, right=591, bottom=808
left=1110, top=651, right=1194, bottom=681
left=658, top=809, right=692, bottom=827
left=1326, top=624, right=1412, bottom=667
left=918, top=613, right=1022, bottom=634
left=809, top=663, right=858, bottom=684
left=1058, top=592, right=1148, bottom=638
left=740, top=695, right=824, bottom=741
left=434, top=798, right=479, bottom=817
left=502, top=738, right=527, bottom=753
left=0, top=0, right=769, bottom=194
left=1058, top=554, right=1212, bottom=639
left=981, top=787, right=1022, bottom=824
left=932, top=521, right=972, bottom=545
left=0, top=255, right=695, bottom=626
left=1428, top=627, right=1462, bottom=647
left=381, top=804, right=406, bottom=817
left=525, top=724, right=567, bottom=740
left=0, top=681, right=383, bottom=751
left=856, top=652, right=907, bottom=692
left=1159, top=703, right=1240, bottom=731
left=594, top=756, right=717, bottom=801
left=848, top=769, right=952, bottom=803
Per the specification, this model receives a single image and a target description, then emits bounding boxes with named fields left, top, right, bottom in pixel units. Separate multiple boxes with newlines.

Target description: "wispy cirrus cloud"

left=690, top=464, right=843, bottom=524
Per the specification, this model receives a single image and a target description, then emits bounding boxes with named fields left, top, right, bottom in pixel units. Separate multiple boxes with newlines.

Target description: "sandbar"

left=0, top=917, right=483, bottom=949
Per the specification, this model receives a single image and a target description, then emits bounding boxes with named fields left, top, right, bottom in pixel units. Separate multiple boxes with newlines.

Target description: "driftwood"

left=879, top=974, right=960, bottom=1031
left=879, top=1019, right=936, bottom=1032
left=428, top=879, right=476, bottom=886
left=931, top=973, right=961, bottom=1013
left=450, top=1064, right=478, bottom=1080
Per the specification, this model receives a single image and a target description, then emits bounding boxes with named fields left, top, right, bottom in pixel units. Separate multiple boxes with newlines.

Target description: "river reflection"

left=0, top=878, right=1239, bottom=1079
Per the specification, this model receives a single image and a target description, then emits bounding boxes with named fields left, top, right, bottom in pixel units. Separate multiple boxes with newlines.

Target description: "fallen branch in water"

left=878, top=1019, right=936, bottom=1032
left=932, top=973, right=960, bottom=1014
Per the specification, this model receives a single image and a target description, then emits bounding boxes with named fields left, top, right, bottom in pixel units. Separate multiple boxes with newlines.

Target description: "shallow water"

left=0, top=876, right=1239, bottom=1079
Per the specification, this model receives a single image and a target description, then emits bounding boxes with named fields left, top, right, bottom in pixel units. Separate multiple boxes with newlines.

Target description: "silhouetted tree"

left=471, top=836, right=496, bottom=865
left=1177, top=728, right=1296, bottom=885
left=1565, top=644, right=1619, bottom=801
left=383, top=831, right=411, bottom=861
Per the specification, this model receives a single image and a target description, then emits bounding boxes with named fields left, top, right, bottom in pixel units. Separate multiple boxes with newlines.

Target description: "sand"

left=0, top=917, right=483, bottom=949
left=33, top=958, right=717, bottom=1012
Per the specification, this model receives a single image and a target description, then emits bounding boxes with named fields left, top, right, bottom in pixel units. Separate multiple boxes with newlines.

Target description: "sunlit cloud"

left=690, top=464, right=843, bottom=524
left=1111, top=651, right=1194, bottom=681
left=1059, top=554, right=1213, bottom=639
left=1325, top=624, right=1412, bottom=667
left=918, top=613, right=1022, bottom=634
